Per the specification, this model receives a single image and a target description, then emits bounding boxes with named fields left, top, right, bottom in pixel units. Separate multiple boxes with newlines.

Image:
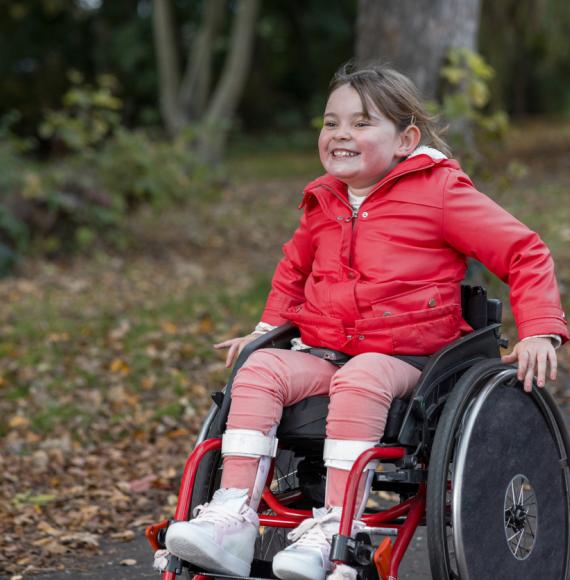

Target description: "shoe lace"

left=287, top=512, right=338, bottom=548
left=192, top=502, right=247, bottom=526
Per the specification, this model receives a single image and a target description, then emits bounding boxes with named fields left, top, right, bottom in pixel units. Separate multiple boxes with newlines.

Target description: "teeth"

left=332, top=150, right=358, bottom=158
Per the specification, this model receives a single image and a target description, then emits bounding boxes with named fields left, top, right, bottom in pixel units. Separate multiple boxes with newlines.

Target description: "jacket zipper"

left=349, top=167, right=432, bottom=266
left=314, top=161, right=436, bottom=268
left=319, top=184, right=359, bottom=267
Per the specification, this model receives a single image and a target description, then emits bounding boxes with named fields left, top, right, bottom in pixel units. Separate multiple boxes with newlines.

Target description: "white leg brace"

left=323, top=438, right=379, bottom=519
left=221, top=427, right=278, bottom=511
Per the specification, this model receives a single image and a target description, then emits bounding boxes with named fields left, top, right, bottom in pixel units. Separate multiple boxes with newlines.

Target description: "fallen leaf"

left=111, top=530, right=135, bottom=541
left=109, top=358, right=130, bottom=375
left=161, top=321, right=178, bottom=334
left=37, top=522, right=62, bottom=536
left=166, top=428, right=190, bottom=439
left=60, top=532, right=100, bottom=548
left=8, top=415, right=29, bottom=429
left=198, top=315, right=214, bottom=333
left=128, top=474, right=157, bottom=493
left=120, top=559, right=137, bottom=566
left=130, top=514, right=156, bottom=527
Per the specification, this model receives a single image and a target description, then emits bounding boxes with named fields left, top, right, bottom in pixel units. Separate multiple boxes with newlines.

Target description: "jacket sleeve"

left=260, top=210, right=314, bottom=325
left=442, top=170, right=568, bottom=344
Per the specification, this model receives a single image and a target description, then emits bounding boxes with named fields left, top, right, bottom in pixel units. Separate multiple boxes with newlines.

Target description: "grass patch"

left=226, top=147, right=324, bottom=183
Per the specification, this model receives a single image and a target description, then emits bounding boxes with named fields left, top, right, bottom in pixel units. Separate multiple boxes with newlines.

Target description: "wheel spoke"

left=514, top=527, right=526, bottom=557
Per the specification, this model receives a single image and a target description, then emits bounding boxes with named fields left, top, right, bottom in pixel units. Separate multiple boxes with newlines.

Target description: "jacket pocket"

left=370, top=284, right=442, bottom=317
left=391, top=310, right=460, bottom=355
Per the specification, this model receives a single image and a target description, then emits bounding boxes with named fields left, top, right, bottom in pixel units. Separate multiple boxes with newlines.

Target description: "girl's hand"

left=501, top=337, right=557, bottom=393
left=214, top=334, right=260, bottom=368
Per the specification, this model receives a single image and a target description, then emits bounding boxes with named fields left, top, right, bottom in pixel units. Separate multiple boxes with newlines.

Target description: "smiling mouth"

left=331, top=149, right=359, bottom=158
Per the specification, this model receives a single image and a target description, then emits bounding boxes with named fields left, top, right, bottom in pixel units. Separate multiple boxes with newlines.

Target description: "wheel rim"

left=451, top=369, right=570, bottom=579
left=503, top=474, right=538, bottom=560
left=452, top=369, right=515, bottom=578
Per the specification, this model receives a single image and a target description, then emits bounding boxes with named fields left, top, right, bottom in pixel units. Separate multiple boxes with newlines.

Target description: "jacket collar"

left=301, top=152, right=459, bottom=208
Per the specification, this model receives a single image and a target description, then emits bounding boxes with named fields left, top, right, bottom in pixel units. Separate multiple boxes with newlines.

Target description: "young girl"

left=165, top=63, right=568, bottom=580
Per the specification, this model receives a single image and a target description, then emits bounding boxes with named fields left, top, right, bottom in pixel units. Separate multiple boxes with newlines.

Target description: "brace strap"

left=323, top=438, right=378, bottom=471
left=221, top=429, right=278, bottom=459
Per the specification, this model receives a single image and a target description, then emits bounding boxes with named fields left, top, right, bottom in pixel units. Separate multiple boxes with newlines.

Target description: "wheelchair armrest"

left=234, top=322, right=300, bottom=371
left=396, top=323, right=502, bottom=447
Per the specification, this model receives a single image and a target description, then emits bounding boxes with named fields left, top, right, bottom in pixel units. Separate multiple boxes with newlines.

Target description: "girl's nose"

left=333, top=126, right=351, bottom=140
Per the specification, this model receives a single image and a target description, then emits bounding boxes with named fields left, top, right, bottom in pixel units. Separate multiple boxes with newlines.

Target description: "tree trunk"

left=178, top=0, right=226, bottom=120
left=201, top=0, right=260, bottom=163
left=152, top=0, right=185, bottom=134
left=356, top=0, right=481, bottom=99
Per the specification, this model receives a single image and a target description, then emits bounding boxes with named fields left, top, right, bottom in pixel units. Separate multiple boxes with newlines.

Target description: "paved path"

left=20, top=530, right=431, bottom=580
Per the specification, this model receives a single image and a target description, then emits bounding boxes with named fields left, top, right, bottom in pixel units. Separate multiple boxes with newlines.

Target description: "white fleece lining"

left=407, top=145, right=448, bottom=160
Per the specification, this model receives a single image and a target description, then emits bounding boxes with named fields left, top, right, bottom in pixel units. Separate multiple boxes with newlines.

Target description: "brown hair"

left=329, top=62, right=451, bottom=157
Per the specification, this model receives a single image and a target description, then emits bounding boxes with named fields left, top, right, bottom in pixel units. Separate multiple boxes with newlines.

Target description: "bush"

left=438, top=48, right=509, bottom=170
left=97, top=128, right=202, bottom=210
left=0, top=82, right=213, bottom=272
left=39, top=72, right=122, bottom=154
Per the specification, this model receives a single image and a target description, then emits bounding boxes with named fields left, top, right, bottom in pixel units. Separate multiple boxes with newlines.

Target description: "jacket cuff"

left=517, top=318, right=569, bottom=345
left=252, top=321, right=279, bottom=335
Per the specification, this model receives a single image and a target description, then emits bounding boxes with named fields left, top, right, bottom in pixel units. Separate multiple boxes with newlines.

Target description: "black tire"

left=427, top=359, right=570, bottom=579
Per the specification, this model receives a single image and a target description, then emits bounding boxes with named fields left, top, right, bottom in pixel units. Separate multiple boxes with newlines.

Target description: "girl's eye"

left=324, top=121, right=336, bottom=128
left=355, top=121, right=370, bottom=128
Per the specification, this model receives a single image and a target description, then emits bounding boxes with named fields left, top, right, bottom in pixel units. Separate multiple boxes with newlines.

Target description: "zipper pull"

left=346, top=210, right=358, bottom=222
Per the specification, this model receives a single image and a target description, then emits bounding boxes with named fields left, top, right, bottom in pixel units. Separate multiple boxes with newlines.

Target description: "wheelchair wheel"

left=186, top=406, right=305, bottom=578
left=427, top=359, right=570, bottom=580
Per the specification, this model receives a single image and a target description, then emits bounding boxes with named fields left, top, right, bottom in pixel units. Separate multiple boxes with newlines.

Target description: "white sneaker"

left=328, top=563, right=358, bottom=579
left=272, top=507, right=363, bottom=580
left=165, top=488, right=259, bottom=577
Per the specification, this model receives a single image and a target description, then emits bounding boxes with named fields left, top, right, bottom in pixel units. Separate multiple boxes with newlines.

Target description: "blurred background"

left=0, top=0, right=569, bottom=576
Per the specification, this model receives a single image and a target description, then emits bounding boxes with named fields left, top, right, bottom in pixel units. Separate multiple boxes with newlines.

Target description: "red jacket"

left=261, top=153, right=569, bottom=356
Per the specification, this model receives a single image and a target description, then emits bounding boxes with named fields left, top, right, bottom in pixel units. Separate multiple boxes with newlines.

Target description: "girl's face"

left=318, top=84, right=411, bottom=194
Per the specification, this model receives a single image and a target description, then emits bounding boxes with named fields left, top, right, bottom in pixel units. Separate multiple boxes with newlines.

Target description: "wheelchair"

left=147, top=286, right=570, bottom=580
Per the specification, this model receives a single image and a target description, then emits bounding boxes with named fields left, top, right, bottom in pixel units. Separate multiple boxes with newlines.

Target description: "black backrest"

left=396, top=323, right=501, bottom=447
left=461, top=284, right=502, bottom=329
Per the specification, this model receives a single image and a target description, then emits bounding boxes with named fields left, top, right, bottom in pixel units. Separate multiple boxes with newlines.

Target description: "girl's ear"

left=396, top=125, right=421, bottom=157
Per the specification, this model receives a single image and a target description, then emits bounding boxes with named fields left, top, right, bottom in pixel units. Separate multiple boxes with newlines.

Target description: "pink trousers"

left=221, top=348, right=421, bottom=507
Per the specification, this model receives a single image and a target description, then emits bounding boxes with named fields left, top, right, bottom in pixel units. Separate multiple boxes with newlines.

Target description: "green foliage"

left=97, top=128, right=202, bottom=210
left=0, top=124, right=213, bottom=272
left=439, top=48, right=509, bottom=166
left=39, top=73, right=122, bottom=153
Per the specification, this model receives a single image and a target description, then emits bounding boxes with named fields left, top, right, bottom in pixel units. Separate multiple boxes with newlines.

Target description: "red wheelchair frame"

left=146, top=438, right=424, bottom=580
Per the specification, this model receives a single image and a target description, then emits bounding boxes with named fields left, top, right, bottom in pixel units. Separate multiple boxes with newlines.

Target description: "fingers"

left=213, top=335, right=257, bottom=367
left=522, top=351, right=535, bottom=393
left=536, top=351, right=547, bottom=388
left=214, top=336, right=245, bottom=351
left=548, top=349, right=558, bottom=381
left=511, top=339, right=557, bottom=393
left=226, top=341, right=240, bottom=368
left=516, top=349, right=528, bottom=382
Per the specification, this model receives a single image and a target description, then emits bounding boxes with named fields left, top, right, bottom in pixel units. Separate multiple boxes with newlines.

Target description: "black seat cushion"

left=277, top=395, right=408, bottom=444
